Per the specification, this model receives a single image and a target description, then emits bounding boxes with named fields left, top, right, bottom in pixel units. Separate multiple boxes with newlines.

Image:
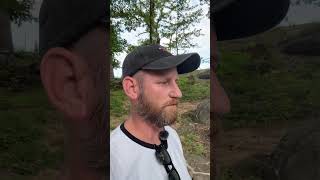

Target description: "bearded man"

left=110, top=44, right=200, bottom=180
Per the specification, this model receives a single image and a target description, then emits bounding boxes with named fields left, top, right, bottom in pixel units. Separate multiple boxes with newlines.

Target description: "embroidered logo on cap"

left=158, top=46, right=169, bottom=53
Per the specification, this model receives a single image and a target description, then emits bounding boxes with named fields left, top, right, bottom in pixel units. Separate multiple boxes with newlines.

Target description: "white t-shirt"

left=110, top=123, right=191, bottom=180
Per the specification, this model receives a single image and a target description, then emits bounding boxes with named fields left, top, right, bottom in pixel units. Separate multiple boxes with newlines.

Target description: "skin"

left=211, top=28, right=231, bottom=179
left=40, top=26, right=108, bottom=180
left=211, top=31, right=231, bottom=116
left=122, top=68, right=182, bottom=145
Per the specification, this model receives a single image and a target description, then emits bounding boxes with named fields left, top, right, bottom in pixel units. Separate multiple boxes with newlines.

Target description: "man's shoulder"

left=165, top=126, right=179, bottom=138
left=110, top=124, right=125, bottom=146
left=110, top=125, right=121, bottom=137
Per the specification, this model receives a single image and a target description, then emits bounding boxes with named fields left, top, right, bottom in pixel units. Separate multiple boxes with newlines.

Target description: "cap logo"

left=159, top=47, right=169, bottom=53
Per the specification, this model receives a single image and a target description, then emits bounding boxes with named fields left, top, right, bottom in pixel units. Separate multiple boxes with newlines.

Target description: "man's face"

left=134, top=68, right=182, bottom=128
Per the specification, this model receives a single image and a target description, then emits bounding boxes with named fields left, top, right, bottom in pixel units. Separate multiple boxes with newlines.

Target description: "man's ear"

left=40, top=47, right=91, bottom=121
left=122, top=76, right=140, bottom=100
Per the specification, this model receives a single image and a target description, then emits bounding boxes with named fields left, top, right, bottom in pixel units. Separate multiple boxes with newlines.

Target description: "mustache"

left=163, top=99, right=179, bottom=106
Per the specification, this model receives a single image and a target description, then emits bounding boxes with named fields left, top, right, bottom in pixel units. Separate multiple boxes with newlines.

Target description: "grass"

left=178, top=72, right=210, bottom=102
left=0, top=86, right=63, bottom=175
left=218, top=45, right=320, bottom=129
left=110, top=89, right=128, bottom=117
left=180, top=130, right=206, bottom=156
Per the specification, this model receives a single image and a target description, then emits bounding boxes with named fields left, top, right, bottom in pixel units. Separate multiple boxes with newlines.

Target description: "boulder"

left=269, top=119, right=320, bottom=180
left=281, top=32, right=320, bottom=56
left=198, top=70, right=210, bottom=80
left=194, top=99, right=210, bottom=124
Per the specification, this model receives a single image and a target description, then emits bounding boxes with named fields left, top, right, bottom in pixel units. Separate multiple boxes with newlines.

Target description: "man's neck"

left=124, top=114, right=163, bottom=145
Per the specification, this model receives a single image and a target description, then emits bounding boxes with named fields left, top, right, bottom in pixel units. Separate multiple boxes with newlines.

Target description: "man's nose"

left=170, top=81, right=182, bottom=98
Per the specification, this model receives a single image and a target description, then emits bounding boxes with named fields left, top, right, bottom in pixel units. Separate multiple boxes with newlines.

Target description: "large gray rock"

left=194, top=99, right=210, bottom=124
left=281, top=32, right=320, bottom=56
left=270, top=119, right=320, bottom=180
left=198, top=70, right=210, bottom=80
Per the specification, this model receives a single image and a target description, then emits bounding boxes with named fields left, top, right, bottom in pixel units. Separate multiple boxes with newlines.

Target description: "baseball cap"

left=213, top=0, right=290, bottom=41
left=39, top=0, right=108, bottom=56
left=122, top=44, right=201, bottom=78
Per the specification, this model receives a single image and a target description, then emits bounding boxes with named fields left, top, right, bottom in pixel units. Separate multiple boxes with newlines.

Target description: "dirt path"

left=216, top=124, right=288, bottom=168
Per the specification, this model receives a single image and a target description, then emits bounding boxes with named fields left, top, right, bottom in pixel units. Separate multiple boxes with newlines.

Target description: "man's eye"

left=159, top=81, right=169, bottom=85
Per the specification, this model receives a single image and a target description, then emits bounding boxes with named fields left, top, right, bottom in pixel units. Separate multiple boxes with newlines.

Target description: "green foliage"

left=111, top=23, right=127, bottom=68
left=161, top=0, right=203, bottom=54
left=0, top=0, right=35, bottom=25
left=111, top=0, right=204, bottom=52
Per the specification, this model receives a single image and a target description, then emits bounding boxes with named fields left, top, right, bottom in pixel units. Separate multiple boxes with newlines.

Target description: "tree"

left=111, top=0, right=204, bottom=54
left=161, top=0, right=203, bottom=54
left=199, top=0, right=209, bottom=17
left=0, top=0, right=34, bottom=25
left=110, top=1, right=130, bottom=78
left=110, top=22, right=127, bottom=78
left=0, top=0, right=34, bottom=54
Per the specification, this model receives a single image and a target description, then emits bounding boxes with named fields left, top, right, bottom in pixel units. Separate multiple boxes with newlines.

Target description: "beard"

left=135, top=91, right=178, bottom=128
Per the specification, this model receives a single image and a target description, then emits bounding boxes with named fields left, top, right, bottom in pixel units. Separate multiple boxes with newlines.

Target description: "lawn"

left=0, top=85, right=63, bottom=177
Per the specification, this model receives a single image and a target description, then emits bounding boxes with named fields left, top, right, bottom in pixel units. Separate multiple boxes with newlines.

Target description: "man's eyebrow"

left=162, top=75, right=179, bottom=81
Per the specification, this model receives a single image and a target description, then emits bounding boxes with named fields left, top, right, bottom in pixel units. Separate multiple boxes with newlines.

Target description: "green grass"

left=178, top=73, right=210, bottom=102
left=0, top=86, right=63, bottom=175
left=180, top=132, right=206, bottom=156
left=110, top=89, right=128, bottom=117
left=217, top=49, right=320, bottom=129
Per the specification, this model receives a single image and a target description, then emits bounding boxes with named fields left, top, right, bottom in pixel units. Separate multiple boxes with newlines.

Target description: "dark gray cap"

left=39, top=0, right=108, bottom=56
left=122, top=44, right=200, bottom=78
left=213, top=0, right=290, bottom=41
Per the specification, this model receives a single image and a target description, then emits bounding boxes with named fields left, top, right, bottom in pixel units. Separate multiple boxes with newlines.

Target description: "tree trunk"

left=0, top=10, right=13, bottom=66
left=110, top=63, right=114, bottom=79
left=0, top=10, right=13, bottom=52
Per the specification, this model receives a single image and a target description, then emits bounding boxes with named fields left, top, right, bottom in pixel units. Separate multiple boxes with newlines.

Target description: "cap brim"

left=214, top=0, right=290, bottom=41
left=142, top=53, right=201, bottom=74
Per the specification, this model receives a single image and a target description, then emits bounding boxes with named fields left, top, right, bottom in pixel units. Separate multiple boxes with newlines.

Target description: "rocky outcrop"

left=280, top=32, right=320, bottom=56
left=193, top=99, right=210, bottom=124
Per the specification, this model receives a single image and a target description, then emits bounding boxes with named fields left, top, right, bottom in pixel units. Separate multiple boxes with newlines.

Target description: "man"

left=211, top=0, right=290, bottom=179
left=110, top=44, right=200, bottom=180
left=39, top=0, right=108, bottom=179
